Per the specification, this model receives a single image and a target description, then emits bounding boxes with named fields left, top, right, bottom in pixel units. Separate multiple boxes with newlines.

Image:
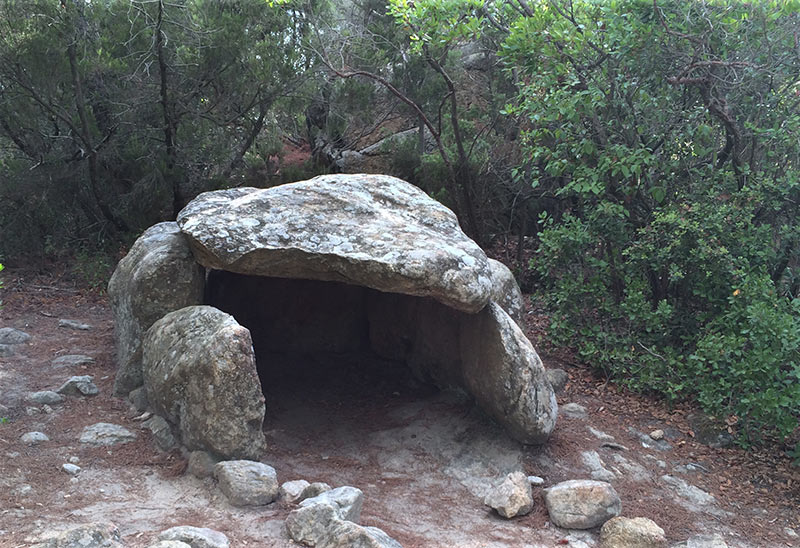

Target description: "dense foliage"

left=0, top=0, right=797, bottom=452
left=500, top=0, right=800, bottom=448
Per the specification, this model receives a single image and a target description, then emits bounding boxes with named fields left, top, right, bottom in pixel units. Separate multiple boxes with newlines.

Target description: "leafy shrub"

left=514, top=0, right=800, bottom=449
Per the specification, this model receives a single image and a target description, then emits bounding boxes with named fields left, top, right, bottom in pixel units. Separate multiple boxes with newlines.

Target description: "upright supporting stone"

left=108, top=222, right=205, bottom=396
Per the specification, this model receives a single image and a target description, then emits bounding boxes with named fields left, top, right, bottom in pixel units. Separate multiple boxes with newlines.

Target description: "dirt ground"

left=0, top=266, right=799, bottom=548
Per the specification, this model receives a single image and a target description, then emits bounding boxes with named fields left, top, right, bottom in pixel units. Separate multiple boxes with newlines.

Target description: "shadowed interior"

left=204, top=271, right=455, bottom=406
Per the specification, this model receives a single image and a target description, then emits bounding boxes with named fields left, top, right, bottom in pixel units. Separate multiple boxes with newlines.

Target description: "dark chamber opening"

left=204, top=271, right=441, bottom=422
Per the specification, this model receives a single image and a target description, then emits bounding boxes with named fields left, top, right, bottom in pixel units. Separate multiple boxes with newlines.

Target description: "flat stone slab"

left=59, top=319, right=92, bottom=330
left=57, top=375, right=99, bottom=397
left=177, top=174, right=494, bottom=313
left=52, top=354, right=95, bottom=368
left=158, top=526, right=229, bottom=548
left=214, top=460, right=279, bottom=506
left=79, top=423, right=136, bottom=446
left=0, top=327, right=31, bottom=344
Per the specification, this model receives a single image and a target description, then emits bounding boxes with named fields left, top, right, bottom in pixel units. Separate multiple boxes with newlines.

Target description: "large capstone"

left=141, top=306, right=266, bottom=459
left=176, top=174, right=493, bottom=313
left=108, top=222, right=205, bottom=396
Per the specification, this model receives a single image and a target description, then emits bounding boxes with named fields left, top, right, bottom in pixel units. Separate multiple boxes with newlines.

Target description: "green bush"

left=513, top=0, right=800, bottom=449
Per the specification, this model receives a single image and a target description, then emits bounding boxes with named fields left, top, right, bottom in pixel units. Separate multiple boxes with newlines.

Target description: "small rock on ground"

left=30, top=522, right=122, bottom=548
left=146, top=542, right=193, bottom=548
left=79, top=423, right=137, bottom=446
left=561, top=402, right=588, bottom=419
left=281, top=480, right=311, bottom=503
left=57, top=375, right=99, bottom=397
left=318, top=521, right=403, bottom=548
left=582, top=451, right=616, bottom=482
left=58, top=319, right=92, bottom=331
left=214, top=460, right=279, bottom=506
left=544, top=479, right=621, bottom=529
left=483, top=471, right=534, bottom=518
left=142, top=415, right=179, bottom=451
left=545, top=368, right=569, bottom=393
left=682, top=533, right=728, bottom=548
left=528, top=475, right=545, bottom=486
left=649, top=429, right=665, bottom=441
left=62, top=463, right=81, bottom=476
left=52, top=354, right=95, bottom=368
left=27, top=391, right=64, bottom=405
left=158, top=526, right=230, bottom=548
left=0, top=344, right=14, bottom=357
left=0, top=327, right=31, bottom=344
left=187, top=450, right=219, bottom=479
left=21, top=431, right=50, bottom=445
left=600, top=516, right=667, bottom=548
left=286, top=486, right=365, bottom=546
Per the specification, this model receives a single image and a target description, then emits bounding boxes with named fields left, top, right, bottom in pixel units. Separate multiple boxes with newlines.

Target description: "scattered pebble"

left=79, top=423, right=137, bottom=446
left=62, top=463, right=81, bottom=476
left=69, top=456, right=80, bottom=464
left=27, top=391, right=64, bottom=405
left=649, top=429, right=665, bottom=441
left=57, top=375, right=99, bottom=397
left=21, top=431, right=49, bottom=445
left=51, top=354, right=95, bottom=368
left=527, top=475, right=545, bottom=486
left=58, top=319, right=92, bottom=331
left=561, top=402, right=588, bottom=419
left=0, top=327, right=31, bottom=344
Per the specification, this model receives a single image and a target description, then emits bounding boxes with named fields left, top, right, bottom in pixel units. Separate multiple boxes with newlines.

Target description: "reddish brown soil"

left=0, top=265, right=798, bottom=548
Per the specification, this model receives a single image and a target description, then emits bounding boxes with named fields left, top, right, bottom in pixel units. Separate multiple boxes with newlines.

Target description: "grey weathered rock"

left=459, top=302, right=557, bottom=444
left=108, top=221, right=205, bottom=396
left=582, top=451, right=616, bottom=482
left=303, top=482, right=333, bottom=500
left=27, top=391, right=64, bottom=405
left=683, top=534, right=728, bottom=548
left=177, top=175, right=493, bottom=313
left=660, top=475, right=716, bottom=507
left=142, top=306, right=265, bottom=459
left=546, top=368, right=569, bottom=393
left=318, top=521, right=403, bottom=548
left=214, top=460, right=279, bottom=506
left=562, top=402, right=588, bottom=419
left=302, top=486, right=364, bottom=521
left=0, top=327, right=31, bottom=344
left=30, top=522, right=122, bottom=548
left=57, top=376, right=99, bottom=397
left=52, top=355, right=95, bottom=368
left=0, top=343, right=13, bottom=356
left=629, top=428, right=672, bottom=451
left=487, top=259, right=524, bottom=326
left=286, top=501, right=340, bottom=546
left=187, top=450, right=219, bottom=479
left=62, top=463, right=81, bottom=476
left=528, top=475, right=545, bottom=486
left=79, top=423, right=136, bottom=446
left=599, top=516, right=667, bottom=548
left=281, top=479, right=311, bottom=503
left=143, top=415, right=179, bottom=451
left=59, top=319, right=92, bottom=331
left=483, top=471, right=534, bottom=518
left=21, top=431, right=49, bottom=445
left=128, top=386, right=149, bottom=412
left=158, top=526, right=229, bottom=548
left=286, top=486, right=365, bottom=546
left=146, top=542, right=193, bottom=548
left=544, top=479, right=622, bottom=529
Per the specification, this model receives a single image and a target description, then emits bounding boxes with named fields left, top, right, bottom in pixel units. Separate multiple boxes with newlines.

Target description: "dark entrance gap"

left=205, top=271, right=456, bottom=438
